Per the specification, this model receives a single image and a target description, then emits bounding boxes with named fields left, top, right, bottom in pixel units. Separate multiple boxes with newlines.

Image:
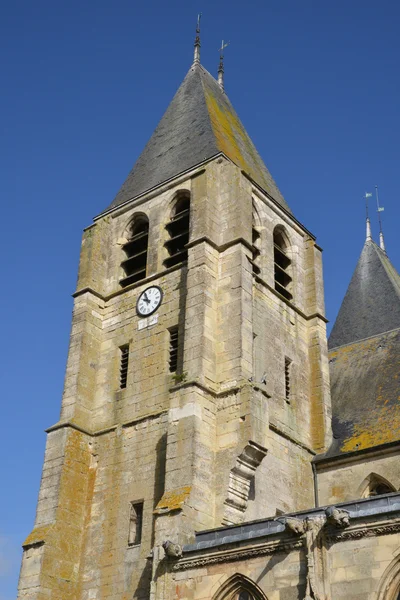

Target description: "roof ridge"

left=371, top=242, right=400, bottom=300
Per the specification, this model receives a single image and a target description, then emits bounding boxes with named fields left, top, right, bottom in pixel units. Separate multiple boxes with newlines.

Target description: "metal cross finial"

left=218, top=40, right=230, bottom=91
left=193, top=13, right=202, bottom=65
left=219, top=40, right=230, bottom=59
left=196, top=13, right=202, bottom=34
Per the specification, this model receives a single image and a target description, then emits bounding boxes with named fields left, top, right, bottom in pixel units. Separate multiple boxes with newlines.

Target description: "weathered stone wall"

left=78, top=414, right=169, bottom=600
left=317, top=449, right=400, bottom=505
left=18, top=156, right=332, bottom=599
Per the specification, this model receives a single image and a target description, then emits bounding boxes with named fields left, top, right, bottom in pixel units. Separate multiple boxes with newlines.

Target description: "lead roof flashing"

left=182, top=492, right=400, bottom=553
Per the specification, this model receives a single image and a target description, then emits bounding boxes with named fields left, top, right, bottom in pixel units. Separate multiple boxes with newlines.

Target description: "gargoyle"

left=276, top=516, right=306, bottom=535
left=325, top=506, right=350, bottom=528
left=162, top=540, right=183, bottom=558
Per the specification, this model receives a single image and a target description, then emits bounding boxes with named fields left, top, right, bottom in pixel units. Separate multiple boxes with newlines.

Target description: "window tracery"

left=360, top=473, right=396, bottom=498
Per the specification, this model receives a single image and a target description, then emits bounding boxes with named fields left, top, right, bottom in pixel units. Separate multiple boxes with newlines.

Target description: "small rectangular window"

left=119, top=345, right=129, bottom=389
left=169, top=327, right=179, bottom=373
left=285, top=357, right=292, bottom=402
left=128, top=502, right=143, bottom=546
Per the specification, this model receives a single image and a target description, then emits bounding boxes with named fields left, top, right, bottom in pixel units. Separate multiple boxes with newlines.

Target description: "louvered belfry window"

left=119, top=345, right=129, bottom=389
left=284, top=356, right=292, bottom=402
left=120, top=217, right=149, bottom=288
left=273, top=227, right=293, bottom=301
left=169, top=327, right=179, bottom=373
left=164, top=193, right=190, bottom=268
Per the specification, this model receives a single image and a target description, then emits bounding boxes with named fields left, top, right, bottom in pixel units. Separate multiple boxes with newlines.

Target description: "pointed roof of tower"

left=323, top=239, right=400, bottom=458
left=103, top=63, right=289, bottom=214
left=328, top=239, right=400, bottom=349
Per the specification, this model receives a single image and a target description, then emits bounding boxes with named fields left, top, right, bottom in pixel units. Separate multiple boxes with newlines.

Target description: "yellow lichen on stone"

left=22, top=524, right=54, bottom=547
left=341, top=405, right=400, bottom=452
left=203, top=86, right=271, bottom=195
left=154, top=486, right=191, bottom=513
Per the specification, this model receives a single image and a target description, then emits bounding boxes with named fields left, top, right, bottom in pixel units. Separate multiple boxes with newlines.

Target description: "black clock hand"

left=143, top=292, right=150, bottom=303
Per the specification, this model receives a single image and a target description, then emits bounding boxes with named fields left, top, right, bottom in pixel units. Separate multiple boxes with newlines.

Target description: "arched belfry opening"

left=273, top=225, right=293, bottom=301
left=251, top=203, right=262, bottom=276
left=164, top=191, right=191, bottom=268
left=359, top=473, right=396, bottom=498
left=120, top=215, right=149, bottom=287
left=213, top=574, right=268, bottom=600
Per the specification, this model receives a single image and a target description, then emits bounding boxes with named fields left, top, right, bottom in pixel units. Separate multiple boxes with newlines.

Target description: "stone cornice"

left=73, top=263, right=184, bottom=302
left=169, top=379, right=271, bottom=400
left=45, top=410, right=167, bottom=437
left=326, top=518, right=400, bottom=544
left=269, top=422, right=316, bottom=456
left=172, top=539, right=303, bottom=571
left=254, top=274, right=328, bottom=323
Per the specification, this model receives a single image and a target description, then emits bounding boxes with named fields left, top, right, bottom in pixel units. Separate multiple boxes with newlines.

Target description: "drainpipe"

left=312, top=462, right=319, bottom=507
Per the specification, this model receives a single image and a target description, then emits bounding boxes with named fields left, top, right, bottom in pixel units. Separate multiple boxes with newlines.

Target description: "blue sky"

left=1, top=1, right=399, bottom=597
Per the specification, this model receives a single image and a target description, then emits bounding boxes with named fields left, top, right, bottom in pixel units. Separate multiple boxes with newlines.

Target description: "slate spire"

left=102, top=49, right=289, bottom=215
left=329, top=239, right=400, bottom=349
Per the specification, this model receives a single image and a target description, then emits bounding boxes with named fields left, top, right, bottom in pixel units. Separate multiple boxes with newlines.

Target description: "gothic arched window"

left=164, top=192, right=190, bottom=268
left=120, top=215, right=149, bottom=287
left=360, top=473, right=396, bottom=498
left=212, top=574, right=268, bottom=600
left=376, top=555, right=400, bottom=600
left=273, top=226, right=293, bottom=301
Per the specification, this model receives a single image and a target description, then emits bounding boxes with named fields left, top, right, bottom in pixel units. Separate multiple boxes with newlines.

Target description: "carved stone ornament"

left=172, top=539, right=303, bottom=571
left=326, top=520, right=400, bottom=543
left=162, top=540, right=183, bottom=559
left=325, top=506, right=350, bottom=528
left=222, top=442, right=267, bottom=525
left=275, top=516, right=306, bottom=535
left=303, top=517, right=326, bottom=600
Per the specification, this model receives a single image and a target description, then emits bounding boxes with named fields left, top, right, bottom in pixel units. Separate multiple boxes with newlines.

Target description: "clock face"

left=136, top=286, right=163, bottom=317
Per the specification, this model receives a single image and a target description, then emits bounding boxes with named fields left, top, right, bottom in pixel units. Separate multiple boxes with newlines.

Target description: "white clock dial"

left=136, top=286, right=163, bottom=317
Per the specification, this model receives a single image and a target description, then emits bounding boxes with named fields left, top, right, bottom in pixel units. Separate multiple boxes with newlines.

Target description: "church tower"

left=18, top=33, right=331, bottom=600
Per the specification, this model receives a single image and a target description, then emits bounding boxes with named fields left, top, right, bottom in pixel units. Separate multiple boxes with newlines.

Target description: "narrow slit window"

left=164, top=193, right=190, bottom=268
left=120, top=217, right=149, bottom=288
left=169, top=327, right=179, bottom=373
left=285, top=357, right=292, bottom=402
left=128, top=502, right=143, bottom=546
left=273, top=227, right=293, bottom=301
left=120, top=345, right=129, bottom=389
left=251, top=226, right=261, bottom=275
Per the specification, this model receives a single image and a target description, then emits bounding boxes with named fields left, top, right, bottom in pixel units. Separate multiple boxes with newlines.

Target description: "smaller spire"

left=366, top=218, right=372, bottom=241
left=193, top=14, right=201, bottom=65
left=365, top=192, right=372, bottom=241
left=375, top=185, right=387, bottom=254
left=218, top=40, right=229, bottom=91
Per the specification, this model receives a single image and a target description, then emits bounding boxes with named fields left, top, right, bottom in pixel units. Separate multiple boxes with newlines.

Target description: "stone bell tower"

left=18, top=29, right=331, bottom=600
